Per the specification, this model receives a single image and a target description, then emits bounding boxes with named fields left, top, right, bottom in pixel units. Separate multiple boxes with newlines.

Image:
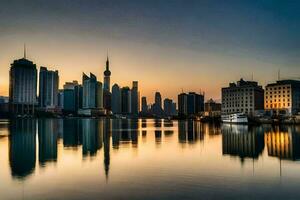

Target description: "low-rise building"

left=221, top=79, right=264, bottom=116
left=204, top=99, right=221, bottom=117
left=265, top=80, right=300, bottom=116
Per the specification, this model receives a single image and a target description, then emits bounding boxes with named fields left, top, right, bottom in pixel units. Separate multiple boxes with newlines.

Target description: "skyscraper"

left=82, top=73, right=97, bottom=109
left=164, top=98, right=176, bottom=117
left=131, top=81, right=139, bottom=116
left=187, top=92, right=204, bottom=115
left=151, top=92, right=164, bottom=117
left=103, top=56, right=111, bottom=92
left=79, top=73, right=103, bottom=116
left=155, top=92, right=162, bottom=108
left=39, top=67, right=59, bottom=109
left=178, top=93, right=188, bottom=117
left=9, top=54, right=37, bottom=115
left=96, top=81, right=103, bottom=109
left=111, top=84, right=121, bottom=114
left=63, top=81, right=78, bottom=90
left=141, top=96, right=148, bottom=113
left=121, top=87, right=131, bottom=114
left=178, top=92, right=204, bottom=117
left=103, top=56, right=112, bottom=111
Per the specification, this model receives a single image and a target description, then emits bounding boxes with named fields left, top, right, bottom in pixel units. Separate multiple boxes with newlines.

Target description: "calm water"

left=1, top=118, right=300, bottom=200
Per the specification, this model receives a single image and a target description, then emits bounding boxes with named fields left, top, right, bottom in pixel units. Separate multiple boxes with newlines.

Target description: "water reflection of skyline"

left=222, top=124, right=265, bottom=162
left=265, top=126, right=300, bottom=161
left=5, top=118, right=300, bottom=181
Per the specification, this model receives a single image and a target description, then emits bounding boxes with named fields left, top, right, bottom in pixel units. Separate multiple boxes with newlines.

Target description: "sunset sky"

left=0, top=0, right=300, bottom=103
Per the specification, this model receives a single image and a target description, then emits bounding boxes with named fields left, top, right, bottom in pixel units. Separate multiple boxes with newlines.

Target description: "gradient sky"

left=0, top=0, right=300, bottom=103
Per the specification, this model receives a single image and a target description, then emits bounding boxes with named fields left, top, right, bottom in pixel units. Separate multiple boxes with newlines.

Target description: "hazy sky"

left=1, top=0, right=300, bottom=102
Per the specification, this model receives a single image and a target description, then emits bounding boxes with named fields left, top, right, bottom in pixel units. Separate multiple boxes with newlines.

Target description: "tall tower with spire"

left=103, top=56, right=111, bottom=92
left=103, top=56, right=112, bottom=112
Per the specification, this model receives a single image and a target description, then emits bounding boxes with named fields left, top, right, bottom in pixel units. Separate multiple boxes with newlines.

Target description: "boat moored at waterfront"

left=221, top=113, right=248, bottom=124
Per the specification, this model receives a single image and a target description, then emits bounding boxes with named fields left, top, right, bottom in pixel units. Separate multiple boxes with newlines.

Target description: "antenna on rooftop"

left=23, top=43, right=26, bottom=59
left=278, top=69, right=281, bottom=81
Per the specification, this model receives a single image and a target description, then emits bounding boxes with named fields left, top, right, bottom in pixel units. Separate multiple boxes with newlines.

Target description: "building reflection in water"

left=178, top=120, right=204, bottom=143
left=103, top=118, right=110, bottom=180
left=205, top=123, right=221, bottom=136
left=163, top=119, right=173, bottom=128
left=141, top=119, right=147, bottom=128
left=112, top=119, right=139, bottom=148
left=130, top=119, right=138, bottom=148
left=265, top=126, right=300, bottom=160
left=222, top=125, right=264, bottom=162
left=154, top=119, right=162, bottom=128
left=164, top=130, right=174, bottom=137
left=38, top=119, right=58, bottom=166
left=63, top=119, right=82, bottom=148
left=155, top=130, right=162, bottom=144
left=82, top=119, right=102, bottom=157
left=9, top=119, right=36, bottom=179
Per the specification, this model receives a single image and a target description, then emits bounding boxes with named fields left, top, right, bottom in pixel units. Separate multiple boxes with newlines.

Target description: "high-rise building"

left=103, top=91, right=111, bottom=111
left=74, top=85, right=83, bottom=111
left=111, top=84, right=121, bottom=114
left=131, top=81, right=139, bottom=116
left=63, top=89, right=75, bottom=113
left=187, top=92, right=204, bottom=115
left=63, top=81, right=78, bottom=90
left=82, top=73, right=97, bottom=109
left=265, top=80, right=300, bottom=116
left=221, top=78, right=264, bottom=115
left=155, top=92, right=162, bottom=108
left=141, top=96, right=148, bottom=113
left=121, top=87, right=131, bottom=114
left=9, top=56, right=37, bottom=115
left=39, top=67, right=59, bottom=108
left=151, top=92, right=164, bottom=117
left=178, top=92, right=203, bottom=117
left=78, top=73, right=103, bottom=116
left=164, top=98, right=176, bottom=116
left=103, top=56, right=112, bottom=112
left=103, top=56, right=111, bottom=92
left=178, top=93, right=187, bottom=117
left=96, top=81, right=103, bottom=109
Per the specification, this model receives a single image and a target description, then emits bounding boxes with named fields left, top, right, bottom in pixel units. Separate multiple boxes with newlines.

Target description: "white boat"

left=221, top=113, right=248, bottom=124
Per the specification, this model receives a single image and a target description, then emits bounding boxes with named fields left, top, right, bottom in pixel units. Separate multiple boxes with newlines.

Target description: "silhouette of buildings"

left=163, top=98, right=176, bottom=117
left=141, top=96, right=148, bottom=113
left=265, top=80, right=300, bottom=116
left=0, top=96, right=9, bottom=117
left=178, top=92, right=204, bottom=117
left=121, top=87, right=131, bottom=114
left=9, top=56, right=37, bottom=116
left=111, top=83, right=121, bottom=114
left=221, top=78, right=264, bottom=115
left=204, top=98, right=221, bottom=117
left=131, top=81, right=139, bottom=116
left=151, top=92, right=164, bottom=117
left=39, top=67, right=59, bottom=110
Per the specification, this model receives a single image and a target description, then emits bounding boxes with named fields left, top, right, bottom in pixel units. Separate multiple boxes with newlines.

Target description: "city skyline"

left=1, top=0, right=300, bottom=102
